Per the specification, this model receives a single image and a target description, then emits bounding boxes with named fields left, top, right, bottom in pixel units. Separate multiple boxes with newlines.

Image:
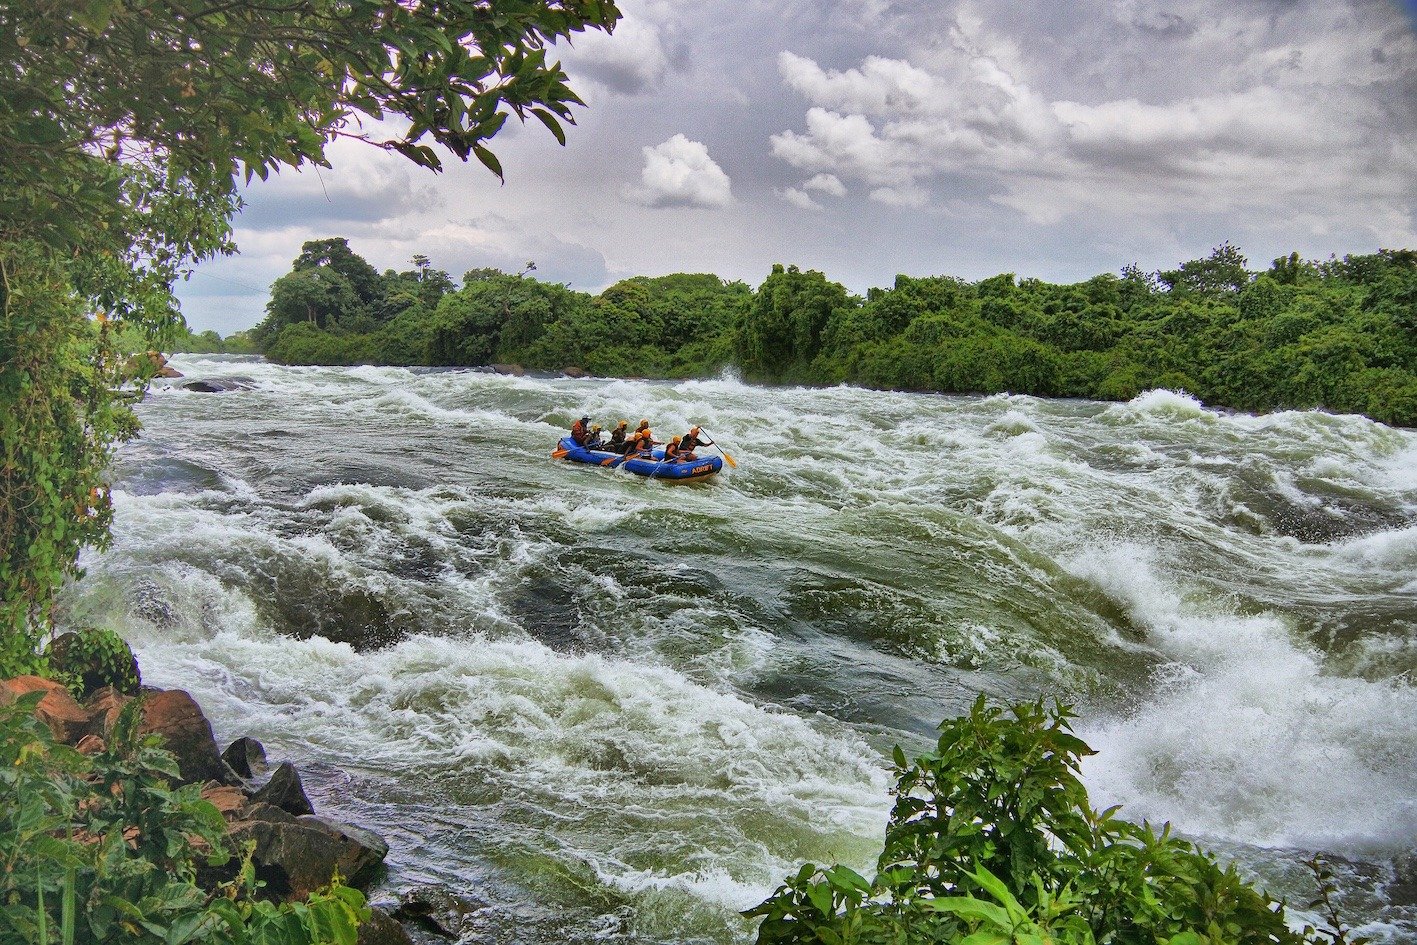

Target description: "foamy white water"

left=63, top=357, right=1417, bottom=942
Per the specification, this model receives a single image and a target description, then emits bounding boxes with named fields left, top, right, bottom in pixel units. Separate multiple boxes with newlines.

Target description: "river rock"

left=392, top=886, right=489, bottom=940
left=84, top=686, right=132, bottom=737
left=561, top=366, right=590, bottom=378
left=201, top=783, right=249, bottom=818
left=75, top=734, right=106, bottom=755
left=357, top=907, right=415, bottom=945
left=47, top=631, right=141, bottom=697
left=223, top=735, right=268, bottom=779
left=250, top=761, right=315, bottom=816
left=0, top=676, right=90, bottom=744
left=229, top=814, right=388, bottom=900
left=139, top=688, right=228, bottom=785
left=489, top=363, right=525, bottom=377
left=182, top=376, right=256, bottom=393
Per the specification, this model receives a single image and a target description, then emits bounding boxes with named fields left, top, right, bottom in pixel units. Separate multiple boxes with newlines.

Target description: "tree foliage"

left=254, top=242, right=1415, bottom=429
left=0, top=0, right=621, bottom=670
left=746, top=698, right=1347, bottom=945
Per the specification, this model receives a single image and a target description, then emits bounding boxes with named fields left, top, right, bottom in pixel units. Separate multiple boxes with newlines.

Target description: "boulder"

left=223, top=736, right=268, bottom=779
left=139, top=689, right=228, bottom=785
left=181, top=377, right=256, bottom=393
left=46, top=631, right=141, bottom=697
left=75, top=734, right=106, bottom=755
left=243, top=802, right=300, bottom=825
left=561, top=366, right=590, bottom=379
left=250, top=761, right=314, bottom=816
left=392, top=886, right=489, bottom=940
left=357, top=907, right=414, bottom=945
left=0, top=676, right=90, bottom=744
left=489, top=363, right=525, bottom=377
left=84, top=686, right=133, bottom=738
left=200, top=783, right=249, bottom=819
left=229, top=814, right=388, bottom=900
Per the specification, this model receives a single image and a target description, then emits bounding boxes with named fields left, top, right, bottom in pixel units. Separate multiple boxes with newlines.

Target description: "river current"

left=63, top=355, right=1417, bottom=942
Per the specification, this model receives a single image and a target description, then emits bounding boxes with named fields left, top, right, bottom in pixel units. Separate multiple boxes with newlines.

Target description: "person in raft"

left=633, top=419, right=658, bottom=448
left=570, top=416, right=591, bottom=446
left=606, top=421, right=629, bottom=454
left=586, top=425, right=605, bottom=449
left=678, top=425, right=713, bottom=455
left=663, top=436, right=690, bottom=462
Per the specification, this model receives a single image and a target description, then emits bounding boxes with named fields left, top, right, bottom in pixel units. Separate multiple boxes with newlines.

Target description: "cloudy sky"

left=179, top=0, right=1417, bottom=335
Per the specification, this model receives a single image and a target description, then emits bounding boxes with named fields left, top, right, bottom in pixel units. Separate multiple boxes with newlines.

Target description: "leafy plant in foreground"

left=747, top=697, right=1313, bottom=945
left=0, top=694, right=366, bottom=944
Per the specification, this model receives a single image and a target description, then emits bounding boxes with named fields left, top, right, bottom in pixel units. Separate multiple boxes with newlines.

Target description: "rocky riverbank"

left=0, top=655, right=427, bottom=944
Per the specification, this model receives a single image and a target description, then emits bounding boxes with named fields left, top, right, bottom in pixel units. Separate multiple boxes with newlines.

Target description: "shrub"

left=0, top=694, right=366, bottom=944
left=46, top=627, right=141, bottom=698
left=746, top=697, right=1325, bottom=945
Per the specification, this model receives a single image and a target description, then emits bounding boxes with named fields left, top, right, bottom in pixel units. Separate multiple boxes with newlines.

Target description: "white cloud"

left=869, top=185, right=928, bottom=208
left=778, top=187, right=821, bottom=210
left=803, top=173, right=847, bottom=197
left=626, top=133, right=734, bottom=208
left=778, top=51, right=939, bottom=115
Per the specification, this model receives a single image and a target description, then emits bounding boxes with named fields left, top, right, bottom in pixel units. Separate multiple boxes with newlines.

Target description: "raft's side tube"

left=554, top=438, right=721, bottom=480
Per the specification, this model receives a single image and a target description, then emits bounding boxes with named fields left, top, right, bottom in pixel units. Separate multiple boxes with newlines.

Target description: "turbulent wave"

left=64, top=356, right=1417, bottom=942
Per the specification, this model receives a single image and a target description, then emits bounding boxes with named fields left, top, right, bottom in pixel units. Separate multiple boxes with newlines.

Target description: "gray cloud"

left=769, top=1, right=1416, bottom=234
left=177, top=0, right=1417, bottom=335
left=562, top=9, right=672, bottom=96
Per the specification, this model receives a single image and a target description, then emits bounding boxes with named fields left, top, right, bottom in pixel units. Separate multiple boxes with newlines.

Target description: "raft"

left=554, top=437, right=723, bottom=481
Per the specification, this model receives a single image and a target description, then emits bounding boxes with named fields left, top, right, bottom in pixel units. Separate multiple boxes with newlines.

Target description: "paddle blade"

left=551, top=448, right=569, bottom=459
left=720, top=449, right=737, bottom=468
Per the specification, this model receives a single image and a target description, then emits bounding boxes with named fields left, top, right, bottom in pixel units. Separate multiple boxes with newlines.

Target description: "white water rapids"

left=62, top=356, right=1417, bottom=942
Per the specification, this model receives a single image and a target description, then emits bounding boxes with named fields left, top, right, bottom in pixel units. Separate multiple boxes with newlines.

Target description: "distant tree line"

left=180, top=239, right=1417, bottom=427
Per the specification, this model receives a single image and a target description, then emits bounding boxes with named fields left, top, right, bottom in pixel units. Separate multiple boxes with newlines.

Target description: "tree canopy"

left=1, top=0, right=621, bottom=666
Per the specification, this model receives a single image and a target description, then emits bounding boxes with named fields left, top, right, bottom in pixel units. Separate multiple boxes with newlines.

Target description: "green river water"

left=62, top=356, right=1417, bottom=942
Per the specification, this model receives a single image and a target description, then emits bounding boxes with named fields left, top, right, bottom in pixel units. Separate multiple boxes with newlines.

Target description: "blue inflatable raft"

left=554, top=437, right=722, bottom=481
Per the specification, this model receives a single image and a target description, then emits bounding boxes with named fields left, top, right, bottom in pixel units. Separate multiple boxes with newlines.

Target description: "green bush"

left=46, top=627, right=141, bottom=698
left=0, top=694, right=366, bottom=944
left=747, top=698, right=1336, bottom=945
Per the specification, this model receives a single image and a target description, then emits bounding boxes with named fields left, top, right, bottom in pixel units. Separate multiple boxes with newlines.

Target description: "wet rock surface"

left=181, top=376, right=257, bottom=393
left=251, top=761, right=316, bottom=816
left=139, top=688, right=230, bottom=785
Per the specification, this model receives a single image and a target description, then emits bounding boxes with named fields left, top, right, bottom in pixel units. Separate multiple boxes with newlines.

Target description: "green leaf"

left=472, top=143, right=504, bottom=180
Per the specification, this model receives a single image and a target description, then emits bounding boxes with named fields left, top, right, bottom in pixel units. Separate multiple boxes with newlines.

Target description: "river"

left=61, top=355, right=1417, bottom=942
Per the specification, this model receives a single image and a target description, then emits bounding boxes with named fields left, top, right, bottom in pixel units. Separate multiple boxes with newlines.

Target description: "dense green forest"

left=185, top=239, right=1417, bottom=426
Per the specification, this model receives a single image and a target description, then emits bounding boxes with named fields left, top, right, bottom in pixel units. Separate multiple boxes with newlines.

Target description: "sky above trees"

left=178, top=0, right=1417, bottom=335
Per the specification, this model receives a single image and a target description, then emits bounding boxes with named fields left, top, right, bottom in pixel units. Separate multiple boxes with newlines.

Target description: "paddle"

left=700, top=429, right=737, bottom=469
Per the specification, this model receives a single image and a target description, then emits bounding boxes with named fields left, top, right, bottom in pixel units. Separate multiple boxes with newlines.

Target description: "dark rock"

left=229, top=815, right=388, bottom=900
left=46, top=631, right=141, bottom=697
left=138, top=689, right=228, bottom=785
left=561, top=366, right=590, bottom=378
left=392, top=886, right=489, bottom=940
left=488, top=363, right=525, bottom=377
left=182, top=376, right=256, bottom=393
left=251, top=761, right=315, bottom=816
left=0, top=676, right=91, bottom=744
left=243, top=802, right=300, bottom=826
left=223, top=736, right=268, bottom=779
left=357, top=907, right=415, bottom=945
